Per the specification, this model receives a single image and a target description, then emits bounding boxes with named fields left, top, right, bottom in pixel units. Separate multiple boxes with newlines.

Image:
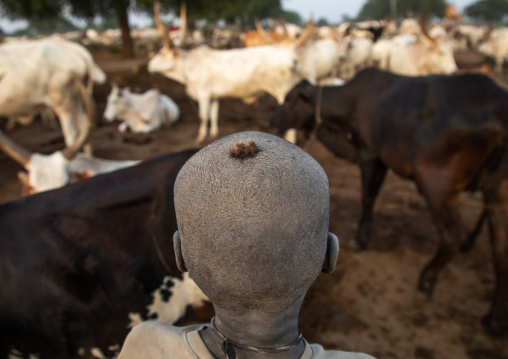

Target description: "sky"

left=0, top=0, right=479, bottom=34
left=281, top=0, right=478, bottom=22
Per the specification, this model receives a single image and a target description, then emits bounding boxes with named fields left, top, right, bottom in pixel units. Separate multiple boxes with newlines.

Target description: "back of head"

left=174, top=131, right=329, bottom=312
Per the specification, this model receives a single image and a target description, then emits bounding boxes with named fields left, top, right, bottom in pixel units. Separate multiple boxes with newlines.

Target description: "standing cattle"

left=372, top=15, right=457, bottom=76
left=295, top=37, right=347, bottom=85
left=338, top=36, right=374, bottom=81
left=148, top=3, right=313, bottom=143
left=478, top=27, right=508, bottom=75
left=0, top=36, right=106, bottom=153
left=270, top=68, right=508, bottom=336
left=104, top=84, right=180, bottom=134
left=0, top=148, right=209, bottom=359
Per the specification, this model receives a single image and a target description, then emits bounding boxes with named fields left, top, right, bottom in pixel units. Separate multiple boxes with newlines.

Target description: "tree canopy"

left=0, top=0, right=284, bottom=56
left=465, top=0, right=508, bottom=22
left=356, top=0, right=448, bottom=20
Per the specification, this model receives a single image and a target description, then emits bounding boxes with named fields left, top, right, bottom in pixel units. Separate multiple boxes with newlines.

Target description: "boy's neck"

left=200, top=298, right=305, bottom=359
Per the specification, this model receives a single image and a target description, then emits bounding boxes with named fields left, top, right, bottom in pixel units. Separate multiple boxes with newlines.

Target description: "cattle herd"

left=1, top=3, right=508, bottom=359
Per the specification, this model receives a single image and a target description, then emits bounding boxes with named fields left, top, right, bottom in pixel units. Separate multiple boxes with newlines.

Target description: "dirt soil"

left=1, top=54, right=507, bottom=359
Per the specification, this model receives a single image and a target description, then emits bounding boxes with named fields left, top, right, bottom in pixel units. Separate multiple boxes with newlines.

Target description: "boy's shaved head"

left=174, top=131, right=330, bottom=312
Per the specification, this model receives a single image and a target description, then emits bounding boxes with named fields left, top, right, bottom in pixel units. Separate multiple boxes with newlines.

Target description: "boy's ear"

left=322, top=233, right=339, bottom=273
left=173, top=231, right=188, bottom=272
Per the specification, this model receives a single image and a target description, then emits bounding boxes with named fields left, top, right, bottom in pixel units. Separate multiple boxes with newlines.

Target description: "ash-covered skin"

left=174, top=131, right=330, bottom=312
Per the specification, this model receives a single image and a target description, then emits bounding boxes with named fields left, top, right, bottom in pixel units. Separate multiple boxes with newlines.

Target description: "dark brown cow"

left=0, top=149, right=203, bottom=358
left=269, top=68, right=508, bottom=336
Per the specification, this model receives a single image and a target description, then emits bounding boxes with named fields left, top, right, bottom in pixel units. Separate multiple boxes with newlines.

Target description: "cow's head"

left=422, top=38, right=457, bottom=74
left=0, top=131, right=73, bottom=194
left=21, top=152, right=71, bottom=194
left=269, top=80, right=318, bottom=136
left=420, top=13, right=458, bottom=75
left=104, top=83, right=130, bottom=122
left=148, top=2, right=186, bottom=77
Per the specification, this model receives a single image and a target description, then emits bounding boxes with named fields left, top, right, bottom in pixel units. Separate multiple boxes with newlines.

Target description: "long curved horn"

left=154, top=2, right=173, bottom=49
left=255, top=19, right=276, bottom=44
left=61, top=76, right=95, bottom=160
left=291, top=17, right=314, bottom=49
left=0, top=129, right=32, bottom=167
left=420, top=11, right=436, bottom=43
left=179, top=1, right=187, bottom=43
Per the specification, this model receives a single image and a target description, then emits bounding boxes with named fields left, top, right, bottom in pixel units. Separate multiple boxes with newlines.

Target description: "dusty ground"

left=1, top=54, right=507, bottom=359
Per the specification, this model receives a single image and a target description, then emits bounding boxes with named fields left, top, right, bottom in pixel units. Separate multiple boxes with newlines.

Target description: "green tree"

left=356, top=0, right=448, bottom=20
left=0, top=0, right=283, bottom=57
left=465, top=0, right=508, bottom=22
left=280, top=10, right=302, bottom=25
left=0, top=0, right=62, bottom=21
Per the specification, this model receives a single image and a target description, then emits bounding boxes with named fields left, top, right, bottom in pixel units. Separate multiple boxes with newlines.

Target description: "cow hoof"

left=482, top=314, right=508, bottom=337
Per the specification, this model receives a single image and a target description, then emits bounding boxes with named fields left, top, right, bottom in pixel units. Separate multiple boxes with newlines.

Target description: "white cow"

left=339, top=36, right=374, bottom=80
left=399, top=18, right=421, bottom=36
left=295, top=38, right=347, bottom=85
left=478, top=27, right=508, bottom=74
left=372, top=18, right=457, bottom=76
left=0, top=129, right=140, bottom=195
left=104, top=84, right=180, bottom=134
left=0, top=35, right=106, bottom=153
left=148, top=3, right=314, bottom=143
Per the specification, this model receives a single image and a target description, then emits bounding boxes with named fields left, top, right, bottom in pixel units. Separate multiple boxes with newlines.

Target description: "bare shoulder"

left=118, top=322, right=195, bottom=359
left=308, top=343, right=377, bottom=359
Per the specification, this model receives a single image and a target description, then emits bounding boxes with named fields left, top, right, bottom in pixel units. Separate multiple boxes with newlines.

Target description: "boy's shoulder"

left=118, top=321, right=209, bottom=359
left=305, top=341, right=377, bottom=359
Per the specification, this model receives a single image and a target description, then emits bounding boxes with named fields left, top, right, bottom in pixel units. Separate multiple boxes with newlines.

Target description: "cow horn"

left=61, top=76, right=95, bottom=160
left=419, top=11, right=436, bottom=43
left=255, top=19, right=276, bottom=44
left=292, top=17, right=314, bottom=49
left=154, top=2, right=174, bottom=49
left=0, top=129, right=32, bottom=167
left=179, top=1, right=187, bottom=43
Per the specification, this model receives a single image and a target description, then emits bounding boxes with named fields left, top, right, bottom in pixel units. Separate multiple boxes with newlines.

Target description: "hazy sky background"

left=0, top=0, right=478, bottom=33
left=282, top=0, right=477, bottom=22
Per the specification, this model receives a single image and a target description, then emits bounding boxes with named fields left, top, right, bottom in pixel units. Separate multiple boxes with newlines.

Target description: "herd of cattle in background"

left=1, top=2, right=508, bottom=358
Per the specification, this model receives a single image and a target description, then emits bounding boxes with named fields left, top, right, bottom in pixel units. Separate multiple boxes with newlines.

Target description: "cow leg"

left=482, top=182, right=508, bottom=335
left=355, top=158, right=387, bottom=249
left=55, top=110, right=78, bottom=149
left=461, top=208, right=488, bottom=253
left=52, top=85, right=93, bottom=155
left=417, top=186, right=467, bottom=295
left=196, top=97, right=210, bottom=144
left=209, top=100, right=219, bottom=139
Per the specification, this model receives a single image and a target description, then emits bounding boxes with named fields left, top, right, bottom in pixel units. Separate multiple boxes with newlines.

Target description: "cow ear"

left=173, top=231, right=188, bottom=272
left=322, top=233, right=339, bottom=273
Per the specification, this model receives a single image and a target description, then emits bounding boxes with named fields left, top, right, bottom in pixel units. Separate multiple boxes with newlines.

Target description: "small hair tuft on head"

left=230, top=141, right=259, bottom=159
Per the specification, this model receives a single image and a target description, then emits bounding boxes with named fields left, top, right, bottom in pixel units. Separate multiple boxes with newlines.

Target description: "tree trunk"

left=117, top=5, right=134, bottom=58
